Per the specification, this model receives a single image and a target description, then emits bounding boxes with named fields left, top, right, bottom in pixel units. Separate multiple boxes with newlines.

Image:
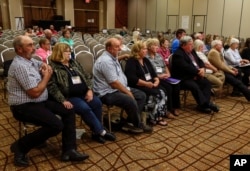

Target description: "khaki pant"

left=205, top=70, right=225, bottom=96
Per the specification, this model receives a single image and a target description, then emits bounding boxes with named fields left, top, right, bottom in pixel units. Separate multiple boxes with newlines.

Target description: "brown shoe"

left=166, top=112, right=176, bottom=119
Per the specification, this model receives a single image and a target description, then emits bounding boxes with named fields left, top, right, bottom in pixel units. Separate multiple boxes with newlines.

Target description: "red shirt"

left=157, top=47, right=171, bottom=65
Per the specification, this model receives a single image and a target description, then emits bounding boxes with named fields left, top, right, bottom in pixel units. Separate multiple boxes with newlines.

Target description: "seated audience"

left=35, top=38, right=52, bottom=63
left=24, top=28, right=36, bottom=37
left=204, top=34, right=213, bottom=52
left=47, top=43, right=115, bottom=144
left=224, top=38, right=250, bottom=86
left=241, top=38, right=250, bottom=61
left=93, top=38, right=153, bottom=133
left=171, top=28, right=186, bottom=53
left=194, top=39, right=225, bottom=96
left=50, top=24, right=58, bottom=35
left=171, top=36, right=219, bottom=114
left=8, top=35, right=88, bottom=167
left=58, top=29, right=75, bottom=59
left=146, top=38, right=180, bottom=117
left=208, top=40, right=250, bottom=100
left=44, top=29, right=57, bottom=46
left=124, top=41, right=168, bottom=126
left=157, top=37, right=171, bottom=66
left=36, top=27, right=44, bottom=37
left=120, top=26, right=128, bottom=36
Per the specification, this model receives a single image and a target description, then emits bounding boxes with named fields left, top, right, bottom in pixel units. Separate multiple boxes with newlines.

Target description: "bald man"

left=93, top=38, right=153, bottom=134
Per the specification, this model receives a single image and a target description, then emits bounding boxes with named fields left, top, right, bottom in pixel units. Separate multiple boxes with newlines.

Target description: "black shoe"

left=139, top=123, right=153, bottom=133
left=209, top=102, right=220, bottom=112
left=231, top=91, right=243, bottom=97
left=10, top=141, right=29, bottom=167
left=61, top=149, right=89, bottom=162
left=103, top=132, right=116, bottom=141
left=196, top=106, right=212, bottom=114
left=35, top=141, right=47, bottom=149
left=92, top=134, right=106, bottom=144
left=121, top=123, right=143, bottom=134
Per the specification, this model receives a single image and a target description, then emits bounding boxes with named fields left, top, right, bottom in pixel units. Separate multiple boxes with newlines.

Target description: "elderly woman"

left=194, top=39, right=225, bottom=96
left=47, top=43, right=116, bottom=144
left=59, top=29, right=75, bottom=59
left=224, top=38, right=250, bottom=86
left=146, top=38, right=180, bottom=117
left=124, top=41, right=168, bottom=126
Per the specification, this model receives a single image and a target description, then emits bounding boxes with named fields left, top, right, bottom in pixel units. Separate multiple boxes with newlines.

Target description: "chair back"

left=3, top=40, right=14, bottom=48
left=75, top=50, right=94, bottom=78
left=0, top=48, right=16, bottom=77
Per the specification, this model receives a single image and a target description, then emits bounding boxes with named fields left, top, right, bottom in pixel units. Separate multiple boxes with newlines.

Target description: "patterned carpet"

left=1, top=82, right=250, bottom=171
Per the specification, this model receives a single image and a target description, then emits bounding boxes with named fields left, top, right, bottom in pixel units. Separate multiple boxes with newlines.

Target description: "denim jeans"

left=100, top=88, right=146, bottom=127
left=68, top=95, right=104, bottom=134
left=10, top=100, right=76, bottom=153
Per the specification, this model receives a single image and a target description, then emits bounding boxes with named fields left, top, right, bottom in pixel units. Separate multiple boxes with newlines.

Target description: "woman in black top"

left=124, top=41, right=168, bottom=126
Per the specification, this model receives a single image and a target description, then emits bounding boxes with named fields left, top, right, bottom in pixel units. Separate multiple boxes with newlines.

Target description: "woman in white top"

left=225, top=38, right=250, bottom=86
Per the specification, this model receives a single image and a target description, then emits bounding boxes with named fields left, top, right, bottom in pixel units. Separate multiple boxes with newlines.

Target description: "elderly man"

left=44, top=29, right=57, bottom=46
left=208, top=39, right=250, bottom=101
left=8, top=35, right=88, bottom=167
left=93, top=38, right=152, bottom=134
left=171, top=36, right=219, bottom=113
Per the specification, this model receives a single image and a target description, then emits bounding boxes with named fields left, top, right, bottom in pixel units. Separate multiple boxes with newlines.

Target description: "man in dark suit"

left=171, top=36, right=219, bottom=113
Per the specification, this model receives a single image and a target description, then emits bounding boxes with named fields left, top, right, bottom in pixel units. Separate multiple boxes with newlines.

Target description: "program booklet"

left=164, top=77, right=181, bottom=84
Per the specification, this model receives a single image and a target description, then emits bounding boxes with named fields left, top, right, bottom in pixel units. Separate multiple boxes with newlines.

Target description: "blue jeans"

left=100, top=88, right=146, bottom=127
left=69, top=96, right=103, bottom=134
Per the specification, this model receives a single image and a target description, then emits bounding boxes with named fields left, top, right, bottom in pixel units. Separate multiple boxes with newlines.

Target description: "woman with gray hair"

left=194, top=39, right=225, bottom=96
left=224, top=38, right=250, bottom=86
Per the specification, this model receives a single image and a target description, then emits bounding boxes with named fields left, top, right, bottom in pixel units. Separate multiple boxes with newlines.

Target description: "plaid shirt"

left=7, top=56, right=48, bottom=105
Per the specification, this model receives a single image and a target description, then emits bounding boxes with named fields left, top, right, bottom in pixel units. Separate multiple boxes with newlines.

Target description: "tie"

left=188, top=53, right=199, bottom=69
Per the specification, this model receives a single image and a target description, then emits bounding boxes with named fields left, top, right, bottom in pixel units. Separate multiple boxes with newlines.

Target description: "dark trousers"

left=224, top=72, right=250, bottom=101
left=10, top=100, right=76, bottom=153
left=181, top=78, right=211, bottom=106
left=101, top=88, right=146, bottom=127
left=160, top=80, right=181, bottom=111
left=236, top=66, right=250, bottom=86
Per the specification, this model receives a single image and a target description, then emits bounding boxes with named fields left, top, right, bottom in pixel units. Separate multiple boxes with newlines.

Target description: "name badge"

left=71, top=76, right=82, bottom=84
left=156, top=67, right=163, bottom=73
left=145, top=73, right=152, bottom=81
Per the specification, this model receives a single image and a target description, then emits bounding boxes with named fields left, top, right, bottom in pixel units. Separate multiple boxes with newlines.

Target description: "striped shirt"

left=7, top=56, right=48, bottom=105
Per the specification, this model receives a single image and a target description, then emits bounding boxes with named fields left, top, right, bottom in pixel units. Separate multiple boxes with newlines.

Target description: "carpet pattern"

left=0, top=84, right=250, bottom=171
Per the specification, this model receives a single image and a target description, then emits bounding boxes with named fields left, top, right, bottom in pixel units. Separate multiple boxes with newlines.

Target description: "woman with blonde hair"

left=48, top=43, right=116, bottom=144
left=124, top=41, right=168, bottom=126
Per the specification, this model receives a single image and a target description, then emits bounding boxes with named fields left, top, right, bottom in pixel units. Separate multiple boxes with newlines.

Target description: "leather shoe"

left=61, top=149, right=89, bottom=162
left=196, top=106, right=212, bottom=114
left=92, top=134, right=106, bottom=144
left=103, top=132, right=116, bottom=141
left=209, top=103, right=219, bottom=112
left=10, top=141, right=29, bottom=167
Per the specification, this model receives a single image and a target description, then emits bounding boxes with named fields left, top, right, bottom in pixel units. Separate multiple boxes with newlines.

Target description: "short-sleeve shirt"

left=93, top=51, right=128, bottom=97
left=146, top=53, right=167, bottom=74
left=8, top=56, right=48, bottom=105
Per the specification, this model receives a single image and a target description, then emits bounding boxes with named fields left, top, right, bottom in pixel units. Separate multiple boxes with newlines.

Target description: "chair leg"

left=107, top=106, right=112, bottom=132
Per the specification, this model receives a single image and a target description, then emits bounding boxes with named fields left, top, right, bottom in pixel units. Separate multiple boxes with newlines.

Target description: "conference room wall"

left=127, top=0, right=250, bottom=39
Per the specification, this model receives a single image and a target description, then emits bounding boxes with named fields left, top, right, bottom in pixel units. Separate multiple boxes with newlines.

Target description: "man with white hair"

left=224, top=37, right=250, bottom=86
left=171, top=36, right=219, bottom=114
left=208, top=39, right=250, bottom=101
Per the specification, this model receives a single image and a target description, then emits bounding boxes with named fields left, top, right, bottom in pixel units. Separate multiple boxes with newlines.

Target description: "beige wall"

left=8, top=0, right=23, bottom=30
left=127, top=0, right=250, bottom=39
left=63, top=0, right=74, bottom=26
